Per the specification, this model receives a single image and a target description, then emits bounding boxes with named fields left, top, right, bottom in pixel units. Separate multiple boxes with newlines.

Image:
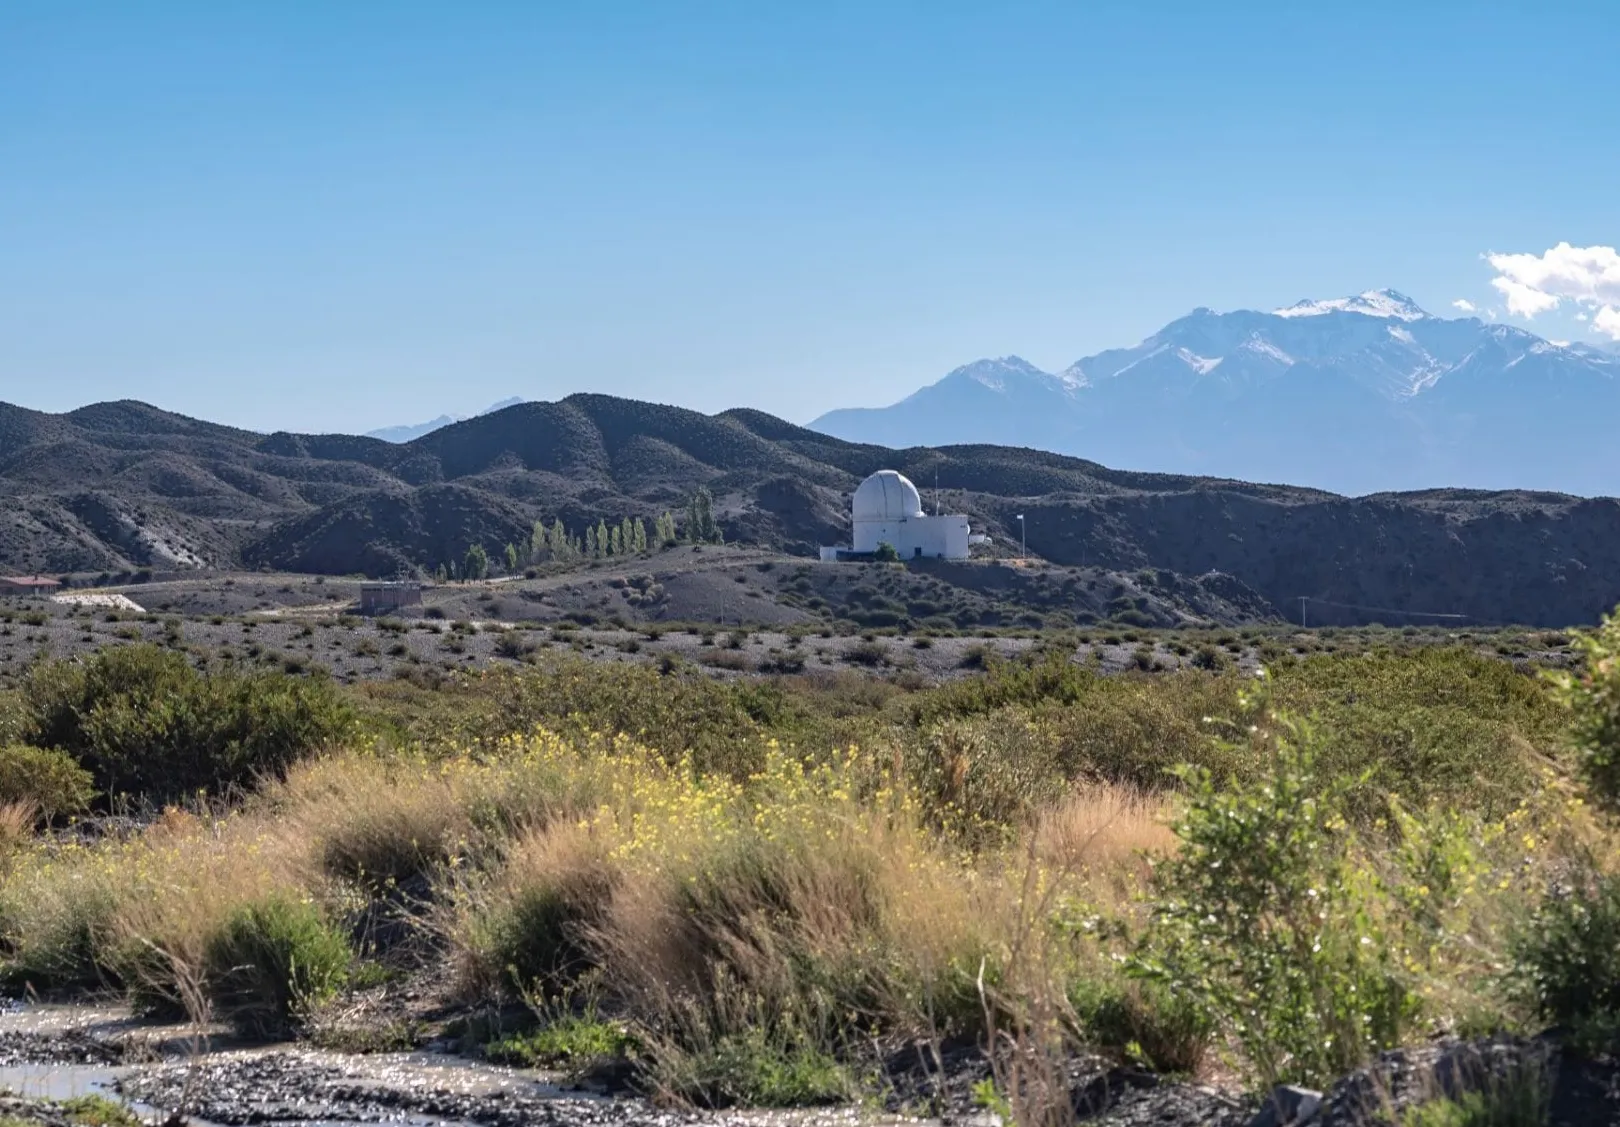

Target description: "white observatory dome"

left=853, top=470, right=924, bottom=522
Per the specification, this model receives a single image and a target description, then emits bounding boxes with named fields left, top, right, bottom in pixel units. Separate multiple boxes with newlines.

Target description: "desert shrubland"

left=0, top=625, right=1615, bottom=1112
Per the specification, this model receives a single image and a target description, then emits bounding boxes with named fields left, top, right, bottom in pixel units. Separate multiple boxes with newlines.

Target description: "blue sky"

left=2, top=1, right=1616, bottom=433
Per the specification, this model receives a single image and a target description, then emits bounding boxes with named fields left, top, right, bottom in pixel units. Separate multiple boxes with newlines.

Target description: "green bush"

left=654, top=1025, right=854, bottom=1108
left=484, top=1011, right=634, bottom=1069
left=1550, top=606, right=1620, bottom=811
left=55, top=1094, right=143, bottom=1127
left=203, top=896, right=350, bottom=1038
left=20, top=645, right=354, bottom=802
left=0, top=744, right=95, bottom=820
left=1132, top=699, right=1417, bottom=1088
left=1510, top=869, right=1620, bottom=1049
left=1401, top=1060, right=1551, bottom=1127
left=1068, top=974, right=1211, bottom=1075
left=1268, top=649, right=1558, bottom=819
left=476, top=873, right=610, bottom=993
left=455, top=661, right=796, bottom=779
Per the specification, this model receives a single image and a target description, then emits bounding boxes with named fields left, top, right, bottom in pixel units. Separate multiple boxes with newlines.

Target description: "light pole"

left=1016, top=514, right=1025, bottom=560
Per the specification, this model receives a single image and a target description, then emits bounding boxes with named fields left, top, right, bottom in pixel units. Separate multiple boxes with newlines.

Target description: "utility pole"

left=1016, top=514, right=1026, bottom=560
left=1299, top=596, right=1308, bottom=628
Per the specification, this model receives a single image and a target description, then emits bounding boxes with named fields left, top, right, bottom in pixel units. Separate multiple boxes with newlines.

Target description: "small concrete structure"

left=820, top=470, right=973, bottom=561
left=0, top=576, right=61, bottom=595
left=359, top=581, right=423, bottom=616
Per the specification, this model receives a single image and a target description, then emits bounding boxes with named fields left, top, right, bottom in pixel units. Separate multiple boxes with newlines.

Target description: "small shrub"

left=1550, top=606, right=1620, bottom=811
left=958, top=644, right=992, bottom=670
left=845, top=640, right=887, bottom=667
left=1190, top=645, right=1227, bottom=672
left=1401, top=1059, right=1551, bottom=1127
left=1510, top=870, right=1620, bottom=1048
left=1068, top=975, right=1211, bottom=1076
left=0, top=744, right=95, bottom=820
left=1132, top=701, right=1417, bottom=1088
left=56, top=1094, right=142, bottom=1127
left=485, top=1006, right=634, bottom=1070
left=204, top=895, right=350, bottom=1038
left=653, top=1025, right=854, bottom=1108
left=495, top=632, right=535, bottom=660
left=457, top=822, right=615, bottom=995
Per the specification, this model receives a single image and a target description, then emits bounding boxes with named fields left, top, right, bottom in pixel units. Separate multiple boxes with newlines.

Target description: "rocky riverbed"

left=4, top=1003, right=1619, bottom=1127
left=0, top=1002, right=1257, bottom=1127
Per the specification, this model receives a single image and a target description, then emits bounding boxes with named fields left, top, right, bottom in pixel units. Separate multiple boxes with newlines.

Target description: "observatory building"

left=820, top=470, right=971, bottom=561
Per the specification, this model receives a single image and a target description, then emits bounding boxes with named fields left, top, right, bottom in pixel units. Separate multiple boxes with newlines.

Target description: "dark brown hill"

left=1, top=393, right=1618, bottom=626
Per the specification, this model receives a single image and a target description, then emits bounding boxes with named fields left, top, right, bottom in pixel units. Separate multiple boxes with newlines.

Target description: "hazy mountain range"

left=809, top=290, right=1620, bottom=497
left=365, top=397, right=527, bottom=443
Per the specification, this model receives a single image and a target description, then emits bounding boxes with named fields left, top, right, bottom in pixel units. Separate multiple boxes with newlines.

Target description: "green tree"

left=632, top=517, right=648, bottom=554
left=504, top=542, right=520, bottom=574
left=596, top=518, right=611, bottom=557
left=873, top=541, right=900, bottom=562
left=529, top=521, right=547, bottom=562
left=610, top=525, right=623, bottom=556
left=685, top=487, right=721, bottom=544
left=655, top=512, right=677, bottom=547
left=464, top=543, right=490, bottom=581
left=549, top=519, right=569, bottom=561
left=585, top=526, right=597, bottom=557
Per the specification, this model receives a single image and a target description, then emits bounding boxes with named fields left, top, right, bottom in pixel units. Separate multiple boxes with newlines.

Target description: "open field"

left=0, top=550, right=1587, bottom=695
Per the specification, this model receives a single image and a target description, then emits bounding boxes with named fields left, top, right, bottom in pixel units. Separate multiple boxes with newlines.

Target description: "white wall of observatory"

left=852, top=514, right=970, bottom=558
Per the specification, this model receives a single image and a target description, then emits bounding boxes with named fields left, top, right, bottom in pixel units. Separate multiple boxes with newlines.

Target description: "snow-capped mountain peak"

left=1273, top=288, right=1430, bottom=322
left=949, top=356, right=1049, bottom=392
left=808, top=286, right=1620, bottom=496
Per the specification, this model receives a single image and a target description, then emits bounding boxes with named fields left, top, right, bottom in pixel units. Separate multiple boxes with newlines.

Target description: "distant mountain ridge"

left=810, top=290, right=1620, bottom=496
left=365, top=397, right=527, bottom=443
left=3, top=392, right=1620, bottom=626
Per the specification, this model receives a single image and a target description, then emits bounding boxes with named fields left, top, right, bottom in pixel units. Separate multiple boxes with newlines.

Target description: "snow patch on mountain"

left=1274, top=288, right=1430, bottom=321
left=1176, top=348, right=1222, bottom=374
left=806, top=286, right=1620, bottom=495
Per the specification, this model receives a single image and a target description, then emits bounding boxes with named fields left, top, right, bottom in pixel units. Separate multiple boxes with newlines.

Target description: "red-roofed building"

left=0, top=576, right=62, bottom=595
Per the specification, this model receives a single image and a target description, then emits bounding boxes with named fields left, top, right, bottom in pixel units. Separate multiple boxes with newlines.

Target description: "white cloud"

left=1595, top=305, right=1620, bottom=340
left=1490, top=276, right=1562, bottom=317
left=1485, top=242, right=1620, bottom=322
left=1451, top=298, right=1476, bottom=313
left=1576, top=312, right=1589, bottom=322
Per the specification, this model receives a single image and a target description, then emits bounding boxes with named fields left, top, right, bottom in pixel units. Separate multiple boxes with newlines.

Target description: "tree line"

left=435, top=486, right=724, bottom=581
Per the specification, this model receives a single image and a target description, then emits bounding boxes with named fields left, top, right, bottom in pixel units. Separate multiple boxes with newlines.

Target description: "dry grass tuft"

left=274, top=754, right=472, bottom=887
left=1034, top=783, right=1177, bottom=895
left=0, top=800, right=37, bottom=863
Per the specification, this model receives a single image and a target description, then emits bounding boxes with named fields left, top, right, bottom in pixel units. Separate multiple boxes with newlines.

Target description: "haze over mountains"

left=365, top=397, right=528, bottom=443
left=3, top=393, right=1620, bottom=627
left=810, top=290, right=1620, bottom=497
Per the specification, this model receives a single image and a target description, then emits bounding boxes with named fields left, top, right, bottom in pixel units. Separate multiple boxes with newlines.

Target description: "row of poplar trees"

left=438, top=487, right=724, bottom=580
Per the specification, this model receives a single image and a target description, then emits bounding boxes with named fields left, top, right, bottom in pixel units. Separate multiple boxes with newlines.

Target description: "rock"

left=1247, top=1084, right=1322, bottom=1127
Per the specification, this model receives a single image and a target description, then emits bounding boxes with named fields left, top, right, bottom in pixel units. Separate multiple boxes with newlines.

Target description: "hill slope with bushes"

left=2, top=394, right=1619, bottom=625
